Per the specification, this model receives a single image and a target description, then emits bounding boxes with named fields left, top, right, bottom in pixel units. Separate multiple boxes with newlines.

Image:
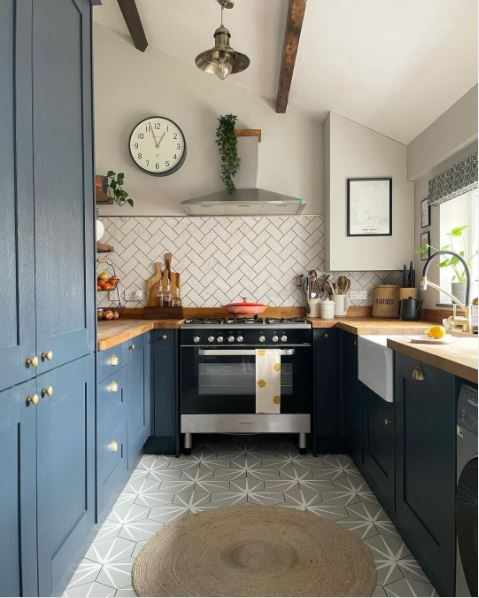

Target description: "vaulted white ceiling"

left=93, top=0, right=477, bottom=144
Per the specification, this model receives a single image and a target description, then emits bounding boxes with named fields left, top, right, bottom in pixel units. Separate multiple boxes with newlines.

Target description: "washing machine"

left=456, top=383, right=477, bottom=597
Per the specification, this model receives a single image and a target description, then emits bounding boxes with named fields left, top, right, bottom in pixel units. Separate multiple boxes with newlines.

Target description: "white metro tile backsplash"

left=98, top=216, right=401, bottom=307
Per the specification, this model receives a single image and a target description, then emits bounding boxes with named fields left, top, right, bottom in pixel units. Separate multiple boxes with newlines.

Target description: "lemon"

left=427, top=325, right=446, bottom=339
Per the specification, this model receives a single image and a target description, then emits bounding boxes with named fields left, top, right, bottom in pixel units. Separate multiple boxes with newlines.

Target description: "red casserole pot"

left=223, top=298, right=267, bottom=316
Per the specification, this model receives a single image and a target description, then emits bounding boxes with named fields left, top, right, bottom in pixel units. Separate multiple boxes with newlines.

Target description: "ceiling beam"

left=276, top=0, right=307, bottom=113
left=117, top=0, right=148, bottom=52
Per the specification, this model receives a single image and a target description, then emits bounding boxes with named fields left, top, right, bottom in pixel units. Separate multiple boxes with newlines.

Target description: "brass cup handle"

left=108, top=439, right=119, bottom=453
left=109, top=380, right=119, bottom=393
left=41, top=350, right=54, bottom=362
left=412, top=366, right=425, bottom=381
left=27, top=393, right=40, bottom=406
left=26, top=355, right=39, bottom=368
left=41, top=386, right=54, bottom=398
left=110, top=354, right=119, bottom=366
left=384, top=418, right=393, bottom=427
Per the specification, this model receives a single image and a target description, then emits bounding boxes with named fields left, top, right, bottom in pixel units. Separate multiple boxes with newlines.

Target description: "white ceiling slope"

left=94, top=0, right=478, bottom=144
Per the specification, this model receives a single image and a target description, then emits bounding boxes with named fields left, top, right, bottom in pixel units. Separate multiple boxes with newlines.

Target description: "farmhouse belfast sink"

left=358, top=335, right=394, bottom=402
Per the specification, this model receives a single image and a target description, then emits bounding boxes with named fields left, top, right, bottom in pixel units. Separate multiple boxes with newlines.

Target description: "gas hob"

left=182, top=316, right=311, bottom=329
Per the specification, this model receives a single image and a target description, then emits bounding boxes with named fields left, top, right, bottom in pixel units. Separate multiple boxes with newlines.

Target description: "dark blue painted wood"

left=0, top=0, right=36, bottom=392
left=150, top=330, right=179, bottom=455
left=313, top=329, right=341, bottom=453
left=97, top=344, right=125, bottom=382
left=33, top=0, right=95, bottom=374
left=36, top=355, right=95, bottom=597
left=143, top=332, right=153, bottom=440
left=126, top=334, right=149, bottom=467
left=361, top=383, right=395, bottom=516
left=0, top=380, right=38, bottom=597
left=395, top=353, right=456, bottom=597
left=340, top=331, right=363, bottom=467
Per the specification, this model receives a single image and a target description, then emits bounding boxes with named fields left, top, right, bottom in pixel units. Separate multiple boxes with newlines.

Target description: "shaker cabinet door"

left=32, top=0, right=94, bottom=373
left=0, top=0, right=35, bottom=392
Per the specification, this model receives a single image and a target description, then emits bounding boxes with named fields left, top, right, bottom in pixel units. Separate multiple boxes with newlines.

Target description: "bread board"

left=409, top=335, right=457, bottom=345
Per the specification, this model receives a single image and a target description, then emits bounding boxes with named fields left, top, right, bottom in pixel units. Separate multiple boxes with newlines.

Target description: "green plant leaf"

left=450, top=225, right=468, bottom=236
left=107, top=170, right=115, bottom=177
left=127, top=198, right=134, bottom=207
left=416, top=243, right=429, bottom=254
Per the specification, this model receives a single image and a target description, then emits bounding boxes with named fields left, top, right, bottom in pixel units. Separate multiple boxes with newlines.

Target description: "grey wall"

left=94, top=24, right=323, bottom=216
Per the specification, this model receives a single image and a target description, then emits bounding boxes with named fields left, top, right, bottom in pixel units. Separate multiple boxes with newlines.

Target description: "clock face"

left=128, top=116, right=187, bottom=176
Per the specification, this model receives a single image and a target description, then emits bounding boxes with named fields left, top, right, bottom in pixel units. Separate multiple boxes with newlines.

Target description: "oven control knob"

left=227, top=335, right=235, bottom=343
left=281, top=335, right=288, bottom=343
left=217, top=336, right=224, bottom=343
left=272, top=335, right=279, bottom=343
left=207, top=336, right=215, bottom=343
left=237, top=335, right=244, bottom=343
left=193, top=336, right=201, bottom=344
left=259, top=335, right=266, bottom=343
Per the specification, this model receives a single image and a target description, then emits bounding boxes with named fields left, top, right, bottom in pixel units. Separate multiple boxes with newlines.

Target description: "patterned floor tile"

left=384, top=577, right=438, bottom=596
left=321, top=476, right=376, bottom=506
left=64, top=581, right=116, bottom=597
left=118, top=518, right=164, bottom=542
left=115, top=586, right=137, bottom=597
left=121, top=477, right=173, bottom=508
left=66, top=559, right=102, bottom=588
left=85, top=537, right=136, bottom=565
left=365, top=533, right=412, bottom=586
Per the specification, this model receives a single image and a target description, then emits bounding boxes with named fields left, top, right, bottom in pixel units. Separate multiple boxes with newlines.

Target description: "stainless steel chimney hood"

left=181, top=134, right=307, bottom=216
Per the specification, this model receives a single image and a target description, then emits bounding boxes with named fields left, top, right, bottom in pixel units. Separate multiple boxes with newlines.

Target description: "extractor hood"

left=182, top=135, right=307, bottom=216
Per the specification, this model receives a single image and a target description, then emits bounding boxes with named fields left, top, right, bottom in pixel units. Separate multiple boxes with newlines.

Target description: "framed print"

left=96, top=175, right=113, bottom=204
left=420, top=197, right=430, bottom=228
left=420, top=231, right=430, bottom=261
left=347, top=177, right=392, bottom=236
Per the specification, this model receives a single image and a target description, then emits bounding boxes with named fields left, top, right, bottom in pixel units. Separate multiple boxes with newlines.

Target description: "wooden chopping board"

left=146, top=263, right=163, bottom=306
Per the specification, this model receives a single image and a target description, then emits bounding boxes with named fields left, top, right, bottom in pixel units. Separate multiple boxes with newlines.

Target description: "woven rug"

left=132, top=506, right=376, bottom=596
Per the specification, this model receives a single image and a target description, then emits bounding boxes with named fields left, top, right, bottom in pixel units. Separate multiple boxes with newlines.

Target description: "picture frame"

left=419, top=231, right=430, bottom=261
left=96, top=174, right=113, bottom=204
left=347, top=177, right=392, bottom=237
left=420, top=197, right=430, bottom=228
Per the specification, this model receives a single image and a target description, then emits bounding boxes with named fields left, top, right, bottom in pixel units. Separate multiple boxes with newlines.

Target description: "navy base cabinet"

left=361, top=384, right=395, bottom=516
left=395, top=354, right=456, bottom=596
left=340, top=331, right=362, bottom=467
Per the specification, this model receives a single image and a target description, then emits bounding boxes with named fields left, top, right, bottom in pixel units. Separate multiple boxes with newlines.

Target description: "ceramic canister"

left=332, top=294, right=349, bottom=316
left=320, top=299, right=335, bottom=320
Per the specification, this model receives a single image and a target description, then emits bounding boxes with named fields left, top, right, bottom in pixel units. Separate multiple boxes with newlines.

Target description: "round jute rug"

left=132, top=506, right=376, bottom=597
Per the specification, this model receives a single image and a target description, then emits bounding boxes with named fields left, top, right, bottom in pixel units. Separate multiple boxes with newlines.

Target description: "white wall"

left=324, top=113, right=414, bottom=271
left=94, top=24, right=323, bottom=216
left=407, top=85, right=478, bottom=182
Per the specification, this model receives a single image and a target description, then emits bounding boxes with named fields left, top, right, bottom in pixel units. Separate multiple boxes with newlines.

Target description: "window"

left=439, top=188, right=478, bottom=303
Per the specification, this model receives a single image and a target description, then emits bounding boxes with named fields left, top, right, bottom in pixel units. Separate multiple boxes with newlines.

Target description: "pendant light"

left=195, top=0, right=250, bottom=80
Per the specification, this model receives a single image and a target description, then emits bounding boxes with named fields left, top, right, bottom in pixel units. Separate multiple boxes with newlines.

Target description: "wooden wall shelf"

left=235, top=128, right=261, bottom=142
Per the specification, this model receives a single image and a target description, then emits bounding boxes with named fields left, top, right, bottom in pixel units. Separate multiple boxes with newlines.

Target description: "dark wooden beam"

left=276, top=0, right=306, bottom=113
left=117, top=0, right=148, bottom=52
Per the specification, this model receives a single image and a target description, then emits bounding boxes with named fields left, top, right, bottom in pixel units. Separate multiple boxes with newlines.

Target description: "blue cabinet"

left=0, top=0, right=35, bottom=391
left=340, top=331, right=362, bottom=467
left=313, top=329, right=341, bottom=453
left=395, top=353, right=456, bottom=597
left=126, top=334, right=150, bottom=467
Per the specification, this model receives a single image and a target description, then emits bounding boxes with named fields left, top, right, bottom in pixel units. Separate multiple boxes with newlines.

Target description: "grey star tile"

left=63, top=582, right=116, bottom=597
left=93, top=520, right=122, bottom=542
left=148, top=504, right=189, bottom=524
left=115, top=586, right=137, bottom=597
left=147, top=468, right=182, bottom=481
left=365, top=533, right=411, bottom=586
left=96, top=557, right=135, bottom=590
left=118, top=518, right=164, bottom=542
left=107, top=503, right=150, bottom=526
left=384, top=577, right=438, bottom=596
left=66, top=559, right=102, bottom=588
left=321, top=476, right=376, bottom=506
left=85, top=537, right=136, bottom=565
left=372, top=585, right=388, bottom=596
left=137, top=454, right=169, bottom=472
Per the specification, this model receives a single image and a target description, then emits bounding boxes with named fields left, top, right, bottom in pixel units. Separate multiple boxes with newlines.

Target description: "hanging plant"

left=216, top=114, right=240, bottom=194
left=106, top=170, right=134, bottom=207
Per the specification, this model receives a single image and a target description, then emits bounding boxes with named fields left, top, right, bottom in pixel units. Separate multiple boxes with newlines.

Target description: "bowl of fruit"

left=97, top=306, right=125, bottom=321
left=97, top=271, right=120, bottom=291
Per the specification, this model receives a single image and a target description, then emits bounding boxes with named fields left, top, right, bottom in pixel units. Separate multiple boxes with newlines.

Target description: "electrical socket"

left=124, top=289, right=144, bottom=302
left=349, top=290, right=368, bottom=301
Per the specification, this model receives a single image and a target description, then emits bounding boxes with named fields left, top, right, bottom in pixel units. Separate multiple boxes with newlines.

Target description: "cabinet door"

left=395, top=354, right=456, bottom=596
left=36, top=356, right=95, bottom=597
left=0, top=0, right=35, bottom=391
left=361, top=384, right=395, bottom=515
left=126, top=335, right=149, bottom=467
left=341, top=332, right=362, bottom=466
left=32, top=0, right=94, bottom=373
left=313, top=330, right=340, bottom=453
left=0, top=380, right=37, bottom=597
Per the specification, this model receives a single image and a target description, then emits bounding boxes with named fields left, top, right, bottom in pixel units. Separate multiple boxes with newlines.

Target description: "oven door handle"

left=197, top=349, right=295, bottom=356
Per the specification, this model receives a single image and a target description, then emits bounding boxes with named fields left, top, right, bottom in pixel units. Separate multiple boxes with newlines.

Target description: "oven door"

left=180, top=346, right=311, bottom=414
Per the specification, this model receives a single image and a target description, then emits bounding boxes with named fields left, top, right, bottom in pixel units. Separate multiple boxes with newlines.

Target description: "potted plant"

left=216, top=114, right=240, bottom=194
left=417, top=225, right=477, bottom=304
left=96, top=171, right=135, bottom=241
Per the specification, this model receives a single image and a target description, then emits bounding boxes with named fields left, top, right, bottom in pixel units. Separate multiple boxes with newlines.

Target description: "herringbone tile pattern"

left=98, top=216, right=401, bottom=307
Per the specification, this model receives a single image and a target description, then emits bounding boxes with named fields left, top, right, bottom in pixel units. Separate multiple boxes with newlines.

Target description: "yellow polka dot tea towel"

left=255, top=348, right=281, bottom=414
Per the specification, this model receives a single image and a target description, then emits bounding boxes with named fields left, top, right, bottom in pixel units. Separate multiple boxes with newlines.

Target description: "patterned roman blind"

left=428, top=152, right=478, bottom=206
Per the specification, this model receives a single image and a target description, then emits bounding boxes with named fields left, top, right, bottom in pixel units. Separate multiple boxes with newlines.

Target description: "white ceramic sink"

left=358, top=335, right=393, bottom=402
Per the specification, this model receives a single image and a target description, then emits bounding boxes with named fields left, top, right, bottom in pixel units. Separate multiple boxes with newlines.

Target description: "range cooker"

left=179, top=317, right=312, bottom=453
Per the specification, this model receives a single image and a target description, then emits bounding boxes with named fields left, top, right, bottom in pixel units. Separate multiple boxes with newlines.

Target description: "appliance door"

left=456, top=455, right=478, bottom=597
left=180, top=346, right=311, bottom=414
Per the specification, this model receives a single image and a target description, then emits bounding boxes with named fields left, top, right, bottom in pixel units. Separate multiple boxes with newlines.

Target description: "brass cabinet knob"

left=26, top=355, right=39, bottom=368
left=41, top=350, right=54, bottom=362
left=41, top=386, right=54, bottom=398
left=384, top=418, right=393, bottom=427
left=161, top=335, right=167, bottom=340
left=129, top=343, right=135, bottom=351
left=412, top=366, right=425, bottom=381
left=110, top=354, right=119, bottom=366
left=324, top=333, right=329, bottom=339
left=109, top=380, right=119, bottom=393
left=108, top=439, right=119, bottom=453
left=27, top=393, right=40, bottom=406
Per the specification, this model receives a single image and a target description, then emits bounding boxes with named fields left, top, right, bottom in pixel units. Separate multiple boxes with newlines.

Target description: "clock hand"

left=149, top=121, right=159, bottom=146
left=157, top=131, right=166, bottom=148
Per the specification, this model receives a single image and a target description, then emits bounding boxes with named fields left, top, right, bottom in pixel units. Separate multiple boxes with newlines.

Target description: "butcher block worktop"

left=387, top=336, right=478, bottom=384
left=307, top=317, right=432, bottom=335
left=97, top=319, right=183, bottom=351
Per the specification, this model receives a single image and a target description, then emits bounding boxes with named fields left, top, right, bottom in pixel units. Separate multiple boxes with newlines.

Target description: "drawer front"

left=97, top=418, right=128, bottom=518
left=97, top=344, right=125, bottom=382
left=98, top=368, right=126, bottom=418
left=125, top=332, right=145, bottom=365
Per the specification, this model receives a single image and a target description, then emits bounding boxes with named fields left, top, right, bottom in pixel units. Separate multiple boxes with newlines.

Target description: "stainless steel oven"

left=179, top=319, right=312, bottom=452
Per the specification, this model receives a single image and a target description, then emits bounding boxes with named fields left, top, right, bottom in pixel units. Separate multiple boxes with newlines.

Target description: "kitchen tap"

left=420, top=250, right=473, bottom=333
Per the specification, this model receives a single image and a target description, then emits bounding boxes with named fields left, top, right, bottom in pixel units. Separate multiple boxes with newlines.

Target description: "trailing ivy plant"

left=216, top=114, right=240, bottom=194
left=106, top=170, right=134, bottom=207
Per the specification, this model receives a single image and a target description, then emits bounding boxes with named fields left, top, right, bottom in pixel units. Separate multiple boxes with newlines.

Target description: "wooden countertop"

left=97, top=319, right=184, bottom=351
left=387, top=335, right=478, bottom=384
left=307, top=317, right=432, bottom=335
